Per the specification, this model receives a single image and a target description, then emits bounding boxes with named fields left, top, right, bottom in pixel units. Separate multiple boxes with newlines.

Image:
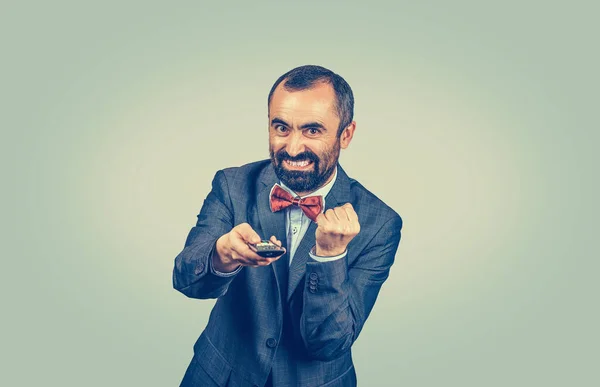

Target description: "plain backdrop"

left=1, top=1, right=598, bottom=386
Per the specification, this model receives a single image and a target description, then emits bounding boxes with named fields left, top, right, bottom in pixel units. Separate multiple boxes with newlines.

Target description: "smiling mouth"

left=284, top=159, right=313, bottom=169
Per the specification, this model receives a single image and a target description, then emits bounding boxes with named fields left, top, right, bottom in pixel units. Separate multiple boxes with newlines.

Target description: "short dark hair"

left=267, top=65, right=354, bottom=137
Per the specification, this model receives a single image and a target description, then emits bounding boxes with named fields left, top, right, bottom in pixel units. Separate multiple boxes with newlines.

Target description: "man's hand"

left=212, top=223, right=285, bottom=272
left=314, top=203, right=360, bottom=257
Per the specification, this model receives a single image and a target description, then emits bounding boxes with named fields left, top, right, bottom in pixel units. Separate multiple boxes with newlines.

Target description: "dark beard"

left=270, top=144, right=339, bottom=194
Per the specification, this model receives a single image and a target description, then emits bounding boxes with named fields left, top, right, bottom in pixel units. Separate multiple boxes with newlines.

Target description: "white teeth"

left=287, top=160, right=310, bottom=167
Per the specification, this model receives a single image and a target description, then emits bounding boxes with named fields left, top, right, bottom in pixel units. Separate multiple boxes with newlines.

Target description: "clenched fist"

left=314, top=203, right=360, bottom=257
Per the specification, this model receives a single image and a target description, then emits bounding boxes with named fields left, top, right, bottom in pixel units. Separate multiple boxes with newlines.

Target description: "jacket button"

left=309, top=272, right=318, bottom=280
left=266, top=338, right=277, bottom=348
left=194, top=263, right=205, bottom=275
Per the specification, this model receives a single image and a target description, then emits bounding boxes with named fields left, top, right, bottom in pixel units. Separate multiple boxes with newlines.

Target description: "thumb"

left=237, top=223, right=261, bottom=244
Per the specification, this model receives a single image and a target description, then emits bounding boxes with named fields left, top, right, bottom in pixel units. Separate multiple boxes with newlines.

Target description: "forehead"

left=269, top=81, right=338, bottom=121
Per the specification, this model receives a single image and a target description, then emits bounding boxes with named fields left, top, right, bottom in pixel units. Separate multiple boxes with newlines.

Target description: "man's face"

left=268, top=81, right=344, bottom=195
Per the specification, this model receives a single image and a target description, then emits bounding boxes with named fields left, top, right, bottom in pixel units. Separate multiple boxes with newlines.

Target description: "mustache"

left=276, top=150, right=319, bottom=164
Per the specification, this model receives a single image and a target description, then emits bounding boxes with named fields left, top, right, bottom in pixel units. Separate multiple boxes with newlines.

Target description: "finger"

left=237, top=223, right=262, bottom=244
left=315, top=212, right=326, bottom=225
left=259, top=256, right=280, bottom=265
left=269, top=235, right=282, bottom=247
left=241, top=258, right=260, bottom=267
left=342, top=203, right=354, bottom=210
left=316, top=213, right=330, bottom=230
left=334, top=207, right=350, bottom=221
left=231, top=256, right=256, bottom=266
left=236, top=255, right=268, bottom=267
left=325, top=208, right=339, bottom=222
left=232, top=241, right=269, bottom=262
left=342, top=202, right=356, bottom=215
left=248, top=255, right=282, bottom=266
left=342, top=206, right=358, bottom=224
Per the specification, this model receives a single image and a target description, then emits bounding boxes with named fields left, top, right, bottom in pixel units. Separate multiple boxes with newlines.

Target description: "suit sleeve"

left=299, top=213, right=403, bottom=361
left=172, top=170, right=240, bottom=299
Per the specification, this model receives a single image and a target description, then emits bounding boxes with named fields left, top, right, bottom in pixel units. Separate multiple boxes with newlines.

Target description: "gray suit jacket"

left=173, top=159, right=403, bottom=387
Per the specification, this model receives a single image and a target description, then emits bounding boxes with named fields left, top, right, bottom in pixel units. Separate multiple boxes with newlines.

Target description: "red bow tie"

left=269, top=184, right=323, bottom=222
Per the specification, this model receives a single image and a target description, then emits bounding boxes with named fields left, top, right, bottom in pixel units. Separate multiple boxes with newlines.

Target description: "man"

left=173, top=65, right=403, bottom=387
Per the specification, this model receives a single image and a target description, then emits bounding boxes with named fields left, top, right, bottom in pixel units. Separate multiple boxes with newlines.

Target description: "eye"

left=275, top=124, right=288, bottom=133
left=306, top=128, right=321, bottom=136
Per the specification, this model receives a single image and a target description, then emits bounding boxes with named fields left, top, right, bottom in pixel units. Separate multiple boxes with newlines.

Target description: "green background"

left=2, top=1, right=598, bottom=386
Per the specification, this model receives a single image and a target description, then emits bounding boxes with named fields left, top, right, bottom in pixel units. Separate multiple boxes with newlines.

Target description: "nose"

left=286, top=131, right=305, bottom=157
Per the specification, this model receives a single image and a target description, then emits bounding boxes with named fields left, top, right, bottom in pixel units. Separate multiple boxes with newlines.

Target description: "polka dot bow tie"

left=269, top=184, right=323, bottom=222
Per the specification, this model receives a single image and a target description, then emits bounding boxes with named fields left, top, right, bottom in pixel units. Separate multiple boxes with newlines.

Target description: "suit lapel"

left=286, top=163, right=352, bottom=302
left=256, top=164, right=289, bottom=302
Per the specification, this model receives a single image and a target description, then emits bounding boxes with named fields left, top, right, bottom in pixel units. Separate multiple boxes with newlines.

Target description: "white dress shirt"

left=210, top=166, right=346, bottom=277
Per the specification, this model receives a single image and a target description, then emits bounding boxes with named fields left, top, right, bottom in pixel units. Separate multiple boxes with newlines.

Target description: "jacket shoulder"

left=348, top=177, right=402, bottom=229
left=216, top=159, right=270, bottom=184
left=210, top=159, right=271, bottom=202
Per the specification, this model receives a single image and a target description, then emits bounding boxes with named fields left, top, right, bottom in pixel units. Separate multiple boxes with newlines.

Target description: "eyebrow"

left=270, top=117, right=328, bottom=131
left=271, top=118, right=289, bottom=127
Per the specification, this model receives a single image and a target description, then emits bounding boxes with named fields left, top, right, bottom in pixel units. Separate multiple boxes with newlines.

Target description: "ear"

left=339, top=121, right=356, bottom=149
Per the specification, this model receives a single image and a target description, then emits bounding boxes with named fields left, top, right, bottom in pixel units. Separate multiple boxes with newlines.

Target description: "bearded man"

left=173, top=64, right=403, bottom=387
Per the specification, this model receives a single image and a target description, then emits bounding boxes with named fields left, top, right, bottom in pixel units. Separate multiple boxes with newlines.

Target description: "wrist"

left=314, top=245, right=346, bottom=257
left=213, top=235, right=240, bottom=273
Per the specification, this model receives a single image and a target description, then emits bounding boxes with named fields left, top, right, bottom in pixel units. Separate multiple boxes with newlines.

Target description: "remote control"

left=249, top=240, right=286, bottom=258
